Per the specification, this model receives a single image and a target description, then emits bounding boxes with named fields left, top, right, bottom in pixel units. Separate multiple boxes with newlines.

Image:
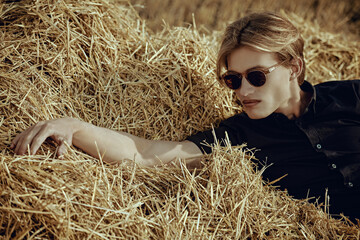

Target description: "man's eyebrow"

left=246, top=65, right=267, bottom=71
left=228, top=65, right=267, bottom=73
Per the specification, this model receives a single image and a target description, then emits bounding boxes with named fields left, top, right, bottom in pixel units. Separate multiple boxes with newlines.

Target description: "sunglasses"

left=221, top=62, right=283, bottom=90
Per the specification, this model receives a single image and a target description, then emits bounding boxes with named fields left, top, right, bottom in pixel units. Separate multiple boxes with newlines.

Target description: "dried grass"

left=131, top=0, right=360, bottom=40
left=1, top=0, right=360, bottom=239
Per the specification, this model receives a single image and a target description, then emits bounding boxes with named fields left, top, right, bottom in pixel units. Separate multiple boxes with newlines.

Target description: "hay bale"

left=1, top=0, right=359, bottom=238
left=131, top=0, right=360, bottom=40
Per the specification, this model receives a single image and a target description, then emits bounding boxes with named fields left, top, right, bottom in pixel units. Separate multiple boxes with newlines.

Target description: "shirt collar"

left=300, top=80, right=316, bottom=115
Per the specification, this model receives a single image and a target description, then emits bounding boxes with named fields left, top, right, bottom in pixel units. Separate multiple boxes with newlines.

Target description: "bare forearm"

left=71, top=119, right=152, bottom=166
left=12, top=117, right=204, bottom=169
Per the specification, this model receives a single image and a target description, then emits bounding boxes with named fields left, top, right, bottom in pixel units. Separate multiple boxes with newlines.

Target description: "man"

left=11, top=12, right=360, bottom=221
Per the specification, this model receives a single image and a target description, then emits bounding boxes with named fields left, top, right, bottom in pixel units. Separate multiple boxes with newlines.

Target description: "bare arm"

left=10, top=117, right=203, bottom=168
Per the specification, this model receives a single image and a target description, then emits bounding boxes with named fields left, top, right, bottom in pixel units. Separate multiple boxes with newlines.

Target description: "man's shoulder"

left=314, top=79, right=360, bottom=96
left=313, top=80, right=360, bottom=111
left=315, top=79, right=360, bottom=88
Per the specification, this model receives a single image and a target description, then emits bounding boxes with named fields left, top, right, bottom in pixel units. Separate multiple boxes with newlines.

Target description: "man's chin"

left=244, top=110, right=271, bottom=120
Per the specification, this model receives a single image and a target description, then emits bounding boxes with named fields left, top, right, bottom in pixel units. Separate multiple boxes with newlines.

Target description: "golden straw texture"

left=1, top=0, right=359, bottom=239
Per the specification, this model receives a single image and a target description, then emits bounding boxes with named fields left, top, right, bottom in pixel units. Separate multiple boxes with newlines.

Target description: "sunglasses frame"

left=221, top=62, right=284, bottom=90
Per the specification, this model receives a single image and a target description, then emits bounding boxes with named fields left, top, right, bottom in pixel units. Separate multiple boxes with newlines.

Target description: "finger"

left=29, top=124, right=55, bottom=155
left=56, top=135, right=73, bottom=157
left=15, top=122, right=46, bottom=155
left=57, top=142, right=68, bottom=157
left=14, top=128, right=33, bottom=155
left=11, top=131, right=24, bottom=149
left=11, top=124, right=36, bottom=150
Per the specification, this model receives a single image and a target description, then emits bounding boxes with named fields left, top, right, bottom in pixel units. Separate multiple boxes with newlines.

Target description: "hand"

left=10, top=117, right=78, bottom=157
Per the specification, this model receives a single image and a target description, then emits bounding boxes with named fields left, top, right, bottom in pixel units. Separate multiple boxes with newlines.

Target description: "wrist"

left=64, top=117, right=84, bottom=135
left=70, top=118, right=95, bottom=143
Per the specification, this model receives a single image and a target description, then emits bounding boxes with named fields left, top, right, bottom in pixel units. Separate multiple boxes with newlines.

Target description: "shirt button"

left=316, top=144, right=322, bottom=150
left=329, top=163, right=337, bottom=170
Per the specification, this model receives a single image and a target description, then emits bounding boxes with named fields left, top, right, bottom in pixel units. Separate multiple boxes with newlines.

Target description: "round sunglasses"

left=221, top=62, right=283, bottom=90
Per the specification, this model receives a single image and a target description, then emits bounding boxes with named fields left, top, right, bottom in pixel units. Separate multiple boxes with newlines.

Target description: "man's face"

left=227, top=46, right=293, bottom=119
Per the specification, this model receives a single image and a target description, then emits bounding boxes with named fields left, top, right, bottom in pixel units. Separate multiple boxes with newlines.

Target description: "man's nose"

left=235, top=78, right=255, bottom=97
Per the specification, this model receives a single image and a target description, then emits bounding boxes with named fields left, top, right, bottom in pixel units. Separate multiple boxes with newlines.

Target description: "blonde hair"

left=216, top=12, right=305, bottom=85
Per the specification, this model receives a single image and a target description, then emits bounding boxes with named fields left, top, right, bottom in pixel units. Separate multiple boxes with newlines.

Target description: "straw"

left=1, top=0, right=359, bottom=238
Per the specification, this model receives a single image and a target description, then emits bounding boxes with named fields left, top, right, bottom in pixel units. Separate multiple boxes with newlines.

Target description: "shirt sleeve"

left=185, top=114, right=246, bottom=154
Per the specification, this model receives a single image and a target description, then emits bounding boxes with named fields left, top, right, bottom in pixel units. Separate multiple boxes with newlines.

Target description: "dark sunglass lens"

left=224, top=74, right=241, bottom=89
left=247, top=71, right=266, bottom=86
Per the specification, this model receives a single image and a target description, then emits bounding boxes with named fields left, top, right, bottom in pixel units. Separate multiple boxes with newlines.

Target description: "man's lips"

left=242, top=99, right=261, bottom=107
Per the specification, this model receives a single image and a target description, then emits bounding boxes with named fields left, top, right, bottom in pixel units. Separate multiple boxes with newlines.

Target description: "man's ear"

left=290, top=57, right=303, bottom=80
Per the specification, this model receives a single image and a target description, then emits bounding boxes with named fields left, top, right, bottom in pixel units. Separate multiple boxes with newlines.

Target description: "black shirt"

left=186, top=80, right=360, bottom=193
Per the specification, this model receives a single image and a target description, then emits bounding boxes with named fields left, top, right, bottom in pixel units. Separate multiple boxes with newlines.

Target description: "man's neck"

left=277, top=84, right=313, bottom=120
